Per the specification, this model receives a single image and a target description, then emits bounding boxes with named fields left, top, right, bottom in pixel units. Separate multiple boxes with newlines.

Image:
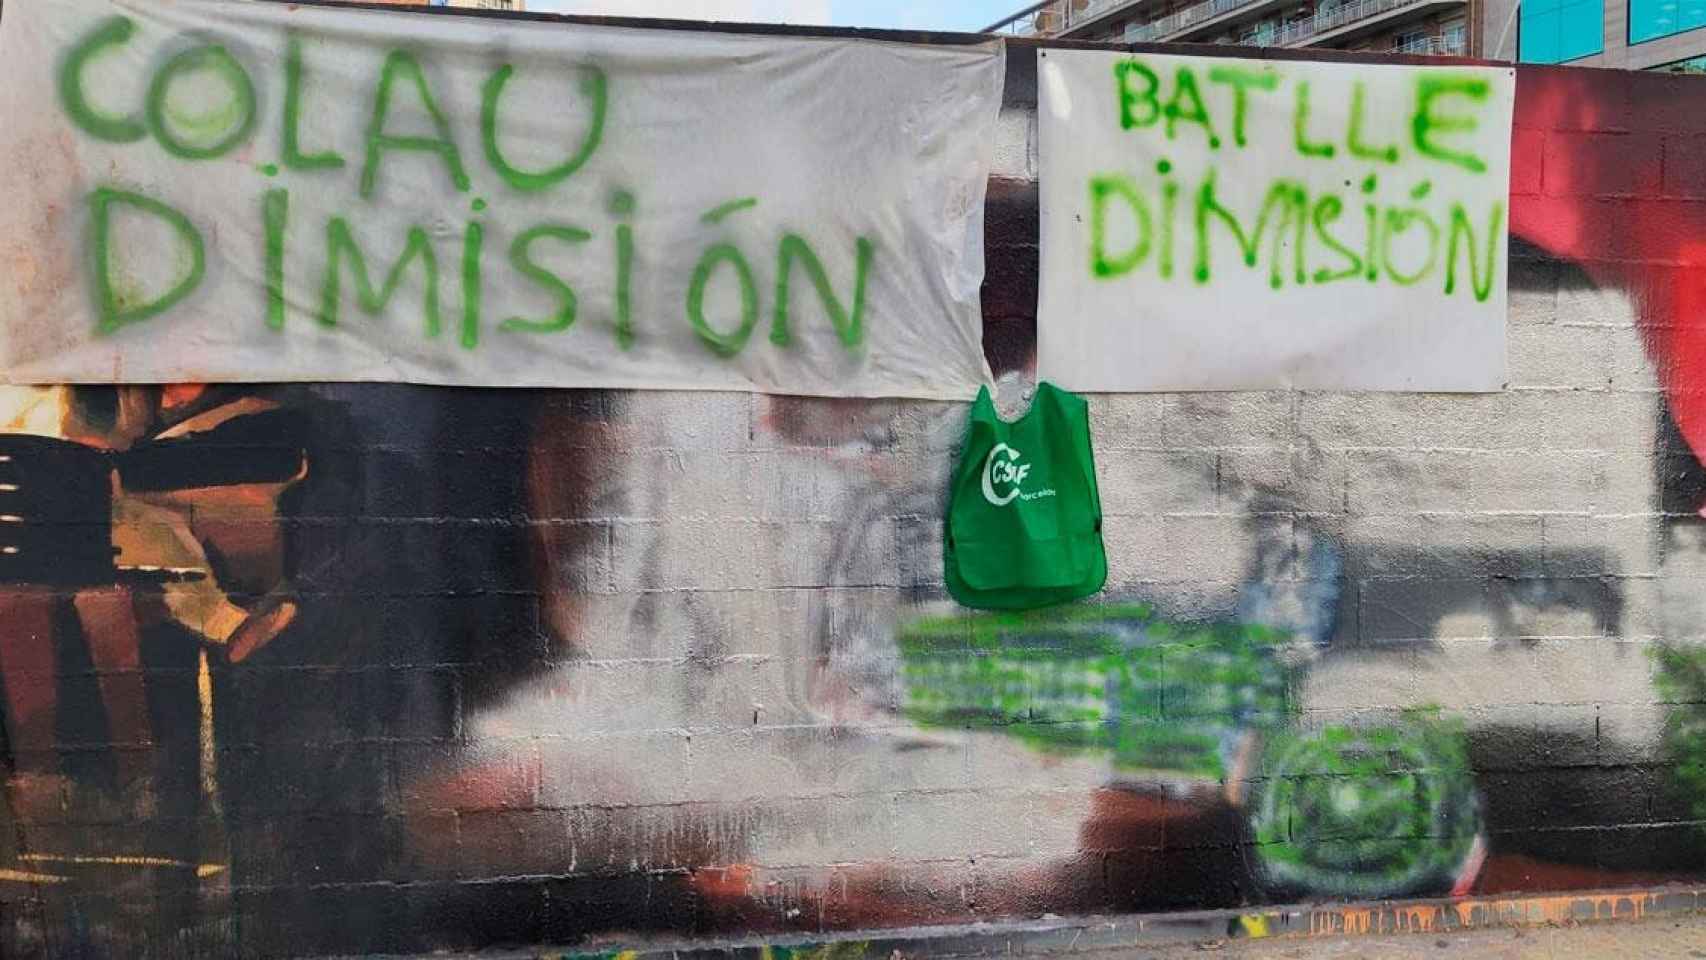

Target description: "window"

left=1654, top=53, right=1706, bottom=70
left=1630, top=0, right=1706, bottom=43
left=1519, top=0, right=1603, bottom=62
left=1442, top=18, right=1467, bottom=47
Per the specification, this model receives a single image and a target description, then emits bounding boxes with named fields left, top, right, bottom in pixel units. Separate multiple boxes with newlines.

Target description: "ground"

left=1129, top=913, right=1706, bottom=959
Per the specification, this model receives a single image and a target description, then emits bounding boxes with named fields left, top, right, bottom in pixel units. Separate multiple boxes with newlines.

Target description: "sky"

left=528, top=0, right=1028, bottom=32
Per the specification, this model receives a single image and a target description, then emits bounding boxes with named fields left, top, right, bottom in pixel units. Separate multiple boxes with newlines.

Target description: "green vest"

left=944, top=382, right=1107, bottom=610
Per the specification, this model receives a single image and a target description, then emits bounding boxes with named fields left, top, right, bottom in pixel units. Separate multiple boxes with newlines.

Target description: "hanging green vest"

left=944, top=382, right=1107, bottom=610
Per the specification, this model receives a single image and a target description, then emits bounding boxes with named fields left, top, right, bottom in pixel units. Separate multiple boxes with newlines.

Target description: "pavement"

left=1123, top=911, right=1706, bottom=959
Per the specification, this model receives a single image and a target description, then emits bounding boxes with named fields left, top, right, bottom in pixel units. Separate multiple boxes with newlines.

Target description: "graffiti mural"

left=2, top=25, right=1706, bottom=960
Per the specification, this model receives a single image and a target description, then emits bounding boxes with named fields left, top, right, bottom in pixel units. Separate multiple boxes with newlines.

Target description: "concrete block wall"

left=5, top=36, right=1706, bottom=959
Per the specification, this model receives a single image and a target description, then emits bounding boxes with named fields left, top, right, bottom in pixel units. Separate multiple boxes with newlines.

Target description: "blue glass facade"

left=1521, top=0, right=1604, bottom=61
left=1631, top=0, right=1706, bottom=43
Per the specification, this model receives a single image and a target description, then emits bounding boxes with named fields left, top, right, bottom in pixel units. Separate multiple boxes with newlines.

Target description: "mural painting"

left=0, top=19, right=1705, bottom=960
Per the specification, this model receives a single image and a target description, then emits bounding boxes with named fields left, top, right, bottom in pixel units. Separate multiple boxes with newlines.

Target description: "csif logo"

left=981, top=443, right=1055, bottom=507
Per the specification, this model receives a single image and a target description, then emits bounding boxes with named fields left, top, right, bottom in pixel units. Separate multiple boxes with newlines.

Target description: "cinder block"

left=1487, top=577, right=1620, bottom=640
left=1544, top=131, right=1664, bottom=199
left=1357, top=576, right=1494, bottom=643
left=1510, top=389, right=1658, bottom=453
left=1097, top=451, right=1218, bottom=517
left=1103, top=515, right=1265, bottom=587
left=609, top=519, right=764, bottom=592
left=886, top=789, right=1086, bottom=862
left=1600, top=454, right=1661, bottom=514
left=1555, top=273, right=1640, bottom=328
left=1346, top=449, right=1606, bottom=515
left=1090, top=395, right=1167, bottom=450
left=536, top=732, right=695, bottom=807
left=1461, top=702, right=1602, bottom=770
left=1511, top=128, right=1545, bottom=197
left=1599, top=702, right=1667, bottom=763
left=991, top=108, right=1037, bottom=180
left=679, top=656, right=804, bottom=732
left=1507, top=323, right=1611, bottom=390
left=984, top=243, right=1040, bottom=322
left=1296, top=392, right=1524, bottom=451
left=1603, top=576, right=1663, bottom=643
left=1479, top=768, right=1654, bottom=837
left=1664, top=134, right=1706, bottom=198
left=779, top=520, right=899, bottom=589
left=648, top=451, right=771, bottom=520
left=561, top=391, right=755, bottom=453
left=1606, top=333, right=1663, bottom=393
left=1215, top=447, right=1347, bottom=515
left=1543, top=514, right=1662, bottom=578
left=1162, top=393, right=1294, bottom=450
left=456, top=809, right=571, bottom=880
left=1508, top=259, right=1561, bottom=325
left=533, top=520, right=614, bottom=594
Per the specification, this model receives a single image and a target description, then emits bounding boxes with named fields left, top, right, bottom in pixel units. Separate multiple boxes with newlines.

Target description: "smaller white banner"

left=1037, top=50, right=1514, bottom=392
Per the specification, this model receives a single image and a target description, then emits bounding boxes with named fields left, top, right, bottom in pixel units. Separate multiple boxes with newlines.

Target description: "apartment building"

left=991, top=0, right=1706, bottom=69
left=990, top=0, right=1476, bottom=57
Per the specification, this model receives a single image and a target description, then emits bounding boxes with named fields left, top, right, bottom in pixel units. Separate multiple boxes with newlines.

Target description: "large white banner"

left=0, top=0, right=1002, bottom=397
left=1037, top=50, right=1513, bottom=392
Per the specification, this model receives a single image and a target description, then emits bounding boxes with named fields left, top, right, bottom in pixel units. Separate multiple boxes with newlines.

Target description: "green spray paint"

left=1249, top=712, right=1480, bottom=897
left=501, top=225, right=592, bottom=334
left=1292, top=82, right=1335, bottom=159
left=1653, top=646, right=1706, bottom=830
left=610, top=191, right=636, bottom=350
left=1309, top=196, right=1363, bottom=284
left=58, top=16, right=146, bottom=144
left=481, top=64, right=607, bottom=192
left=1194, top=173, right=1308, bottom=289
left=1413, top=75, right=1492, bottom=173
left=145, top=44, right=258, bottom=161
left=1115, top=60, right=1163, bottom=131
left=1347, top=82, right=1399, bottom=164
left=264, top=188, right=289, bottom=330
left=688, top=244, right=758, bottom=357
left=1445, top=202, right=1504, bottom=302
left=283, top=36, right=346, bottom=171
left=320, top=217, right=442, bottom=336
left=88, top=188, right=206, bottom=335
left=361, top=50, right=471, bottom=199
left=461, top=221, right=484, bottom=350
left=1206, top=66, right=1277, bottom=149
left=1382, top=207, right=1441, bottom=285
left=703, top=198, right=759, bottom=225
left=1164, top=66, right=1221, bottom=149
left=898, top=605, right=1291, bottom=778
left=1090, top=175, right=1152, bottom=279
left=770, top=235, right=873, bottom=349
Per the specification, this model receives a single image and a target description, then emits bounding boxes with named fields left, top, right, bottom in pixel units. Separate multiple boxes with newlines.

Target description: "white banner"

left=0, top=0, right=1002, bottom=398
left=1037, top=50, right=1513, bottom=392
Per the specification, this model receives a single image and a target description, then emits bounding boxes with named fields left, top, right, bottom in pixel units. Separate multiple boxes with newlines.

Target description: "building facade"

left=1508, top=0, right=1706, bottom=67
left=989, top=0, right=1478, bottom=58
left=991, top=0, right=1706, bottom=69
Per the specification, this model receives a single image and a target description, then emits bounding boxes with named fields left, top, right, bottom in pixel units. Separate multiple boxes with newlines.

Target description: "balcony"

left=1277, top=0, right=1465, bottom=45
left=1124, top=0, right=1291, bottom=41
left=999, top=0, right=1466, bottom=49
left=1058, top=0, right=1156, bottom=36
left=1391, top=32, right=1468, bottom=54
left=982, top=0, right=1056, bottom=36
